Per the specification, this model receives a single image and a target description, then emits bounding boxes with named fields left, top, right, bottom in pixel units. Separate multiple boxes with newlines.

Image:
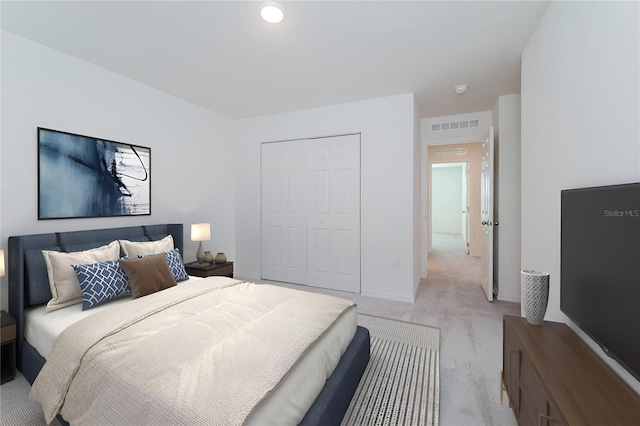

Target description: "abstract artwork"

left=38, top=128, right=151, bottom=219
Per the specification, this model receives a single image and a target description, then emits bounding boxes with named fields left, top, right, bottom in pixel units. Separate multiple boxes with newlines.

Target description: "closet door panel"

left=336, top=229, right=353, bottom=275
left=313, top=228, right=330, bottom=273
left=266, top=226, right=281, bottom=268
left=261, top=141, right=307, bottom=283
left=261, top=134, right=360, bottom=292
left=307, top=134, right=360, bottom=293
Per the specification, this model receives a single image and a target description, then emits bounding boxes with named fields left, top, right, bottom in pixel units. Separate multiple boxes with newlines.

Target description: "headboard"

left=8, top=223, right=183, bottom=373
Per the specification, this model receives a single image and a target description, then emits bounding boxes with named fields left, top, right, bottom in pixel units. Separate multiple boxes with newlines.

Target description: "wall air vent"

left=431, top=118, right=479, bottom=131
left=435, top=148, right=467, bottom=156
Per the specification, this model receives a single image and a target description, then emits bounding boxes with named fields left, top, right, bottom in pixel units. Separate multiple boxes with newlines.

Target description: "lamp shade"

left=191, top=223, right=211, bottom=242
left=0, top=249, right=5, bottom=277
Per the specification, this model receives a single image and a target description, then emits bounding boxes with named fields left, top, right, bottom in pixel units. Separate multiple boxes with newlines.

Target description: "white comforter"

left=30, top=278, right=355, bottom=425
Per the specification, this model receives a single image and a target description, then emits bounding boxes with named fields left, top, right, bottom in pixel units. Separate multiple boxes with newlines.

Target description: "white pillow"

left=119, top=235, right=174, bottom=257
left=42, top=240, right=120, bottom=311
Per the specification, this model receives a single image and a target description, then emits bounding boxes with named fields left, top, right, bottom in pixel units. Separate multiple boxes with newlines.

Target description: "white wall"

left=0, top=31, right=237, bottom=311
left=432, top=166, right=463, bottom=234
left=234, top=93, right=419, bottom=303
left=521, top=1, right=639, bottom=393
left=492, top=94, right=521, bottom=303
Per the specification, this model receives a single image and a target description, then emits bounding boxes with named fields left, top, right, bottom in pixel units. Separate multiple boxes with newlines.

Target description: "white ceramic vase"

left=521, top=270, right=550, bottom=326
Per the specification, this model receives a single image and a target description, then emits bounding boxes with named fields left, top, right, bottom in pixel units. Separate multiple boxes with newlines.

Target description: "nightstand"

left=184, top=261, right=234, bottom=278
left=1, top=310, right=16, bottom=384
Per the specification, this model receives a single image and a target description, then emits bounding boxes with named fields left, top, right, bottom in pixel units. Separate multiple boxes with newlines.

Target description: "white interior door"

left=307, top=134, right=361, bottom=292
left=462, top=162, right=470, bottom=255
left=480, top=127, right=495, bottom=301
left=261, top=141, right=307, bottom=283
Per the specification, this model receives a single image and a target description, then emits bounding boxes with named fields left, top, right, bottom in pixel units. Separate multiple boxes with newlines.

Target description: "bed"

left=8, top=224, right=370, bottom=425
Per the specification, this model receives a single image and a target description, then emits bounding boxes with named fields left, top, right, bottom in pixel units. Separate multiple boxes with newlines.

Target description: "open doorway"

left=431, top=162, right=469, bottom=254
left=427, top=142, right=483, bottom=271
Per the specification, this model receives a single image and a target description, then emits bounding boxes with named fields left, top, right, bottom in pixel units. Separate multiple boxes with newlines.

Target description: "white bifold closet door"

left=261, top=140, right=308, bottom=285
left=261, top=134, right=360, bottom=293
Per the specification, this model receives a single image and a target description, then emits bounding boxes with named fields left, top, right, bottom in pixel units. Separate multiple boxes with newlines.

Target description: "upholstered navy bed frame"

left=8, top=223, right=369, bottom=426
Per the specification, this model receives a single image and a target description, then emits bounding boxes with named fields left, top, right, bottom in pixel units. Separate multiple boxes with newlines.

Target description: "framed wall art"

left=38, top=127, right=151, bottom=220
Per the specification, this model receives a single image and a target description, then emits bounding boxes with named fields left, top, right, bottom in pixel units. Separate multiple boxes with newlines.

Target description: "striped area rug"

left=0, top=400, right=63, bottom=426
left=342, top=314, right=440, bottom=426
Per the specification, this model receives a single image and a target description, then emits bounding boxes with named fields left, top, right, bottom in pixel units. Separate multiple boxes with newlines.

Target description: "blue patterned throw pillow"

left=138, top=249, right=189, bottom=282
left=73, top=259, right=131, bottom=310
left=165, top=248, right=189, bottom=282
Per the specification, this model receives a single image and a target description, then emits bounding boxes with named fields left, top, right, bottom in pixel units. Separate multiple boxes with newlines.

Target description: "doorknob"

left=482, top=221, right=488, bottom=225
left=494, top=221, right=499, bottom=226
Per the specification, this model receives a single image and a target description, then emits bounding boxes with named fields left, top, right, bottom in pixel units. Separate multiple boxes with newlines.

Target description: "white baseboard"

left=361, top=290, right=415, bottom=303
left=234, top=271, right=261, bottom=282
left=237, top=273, right=416, bottom=304
left=497, top=293, right=521, bottom=303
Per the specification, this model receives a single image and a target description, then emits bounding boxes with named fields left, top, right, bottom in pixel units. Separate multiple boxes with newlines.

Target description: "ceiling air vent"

left=431, top=118, right=479, bottom=131
left=435, top=148, right=467, bottom=156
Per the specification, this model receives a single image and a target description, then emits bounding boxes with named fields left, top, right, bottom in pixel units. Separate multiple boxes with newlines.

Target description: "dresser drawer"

left=0, top=324, right=16, bottom=344
left=503, top=319, right=521, bottom=415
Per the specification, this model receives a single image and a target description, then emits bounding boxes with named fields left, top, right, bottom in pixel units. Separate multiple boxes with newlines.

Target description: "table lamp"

left=191, top=223, right=211, bottom=264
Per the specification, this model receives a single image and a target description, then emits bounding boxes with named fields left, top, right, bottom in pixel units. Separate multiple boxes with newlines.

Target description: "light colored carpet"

left=343, top=314, right=440, bottom=426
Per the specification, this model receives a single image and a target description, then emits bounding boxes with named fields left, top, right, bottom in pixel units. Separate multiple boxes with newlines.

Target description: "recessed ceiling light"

left=454, top=84, right=469, bottom=94
left=261, top=1, right=285, bottom=24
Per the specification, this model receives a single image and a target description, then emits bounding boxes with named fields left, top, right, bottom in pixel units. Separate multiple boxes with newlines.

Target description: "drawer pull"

left=539, top=413, right=552, bottom=426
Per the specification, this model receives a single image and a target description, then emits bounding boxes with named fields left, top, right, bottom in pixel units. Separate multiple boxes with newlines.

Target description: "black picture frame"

left=38, top=127, right=151, bottom=220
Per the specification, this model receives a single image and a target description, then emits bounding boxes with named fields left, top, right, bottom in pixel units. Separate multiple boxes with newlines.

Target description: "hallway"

left=416, top=232, right=520, bottom=425
left=428, top=232, right=481, bottom=284
left=417, top=232, right=518, bottom=325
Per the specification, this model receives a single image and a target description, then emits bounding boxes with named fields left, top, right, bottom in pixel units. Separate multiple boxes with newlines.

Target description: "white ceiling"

left=1, top=1, right=549, bottom=120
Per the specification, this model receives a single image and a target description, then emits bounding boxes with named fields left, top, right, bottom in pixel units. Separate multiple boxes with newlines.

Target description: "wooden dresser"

left=502, top=315, right=640, bottom=425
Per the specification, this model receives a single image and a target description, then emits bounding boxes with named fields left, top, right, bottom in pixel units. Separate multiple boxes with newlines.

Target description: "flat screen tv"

left=561, top=182, right=640, bottom=382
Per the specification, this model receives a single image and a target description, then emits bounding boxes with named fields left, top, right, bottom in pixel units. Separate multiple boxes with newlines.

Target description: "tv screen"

left=561, top=182, right=640, bottom=382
